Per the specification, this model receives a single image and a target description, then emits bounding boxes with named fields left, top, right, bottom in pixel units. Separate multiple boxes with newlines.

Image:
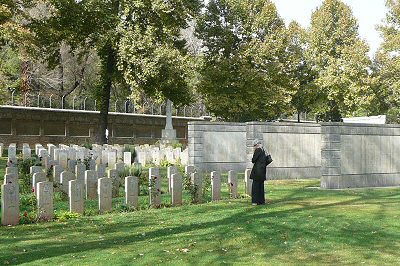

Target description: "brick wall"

left=0, top=106, right=206, bottom=147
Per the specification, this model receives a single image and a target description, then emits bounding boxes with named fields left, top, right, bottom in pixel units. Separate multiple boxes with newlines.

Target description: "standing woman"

left=250, top=139, right=267, bottom=205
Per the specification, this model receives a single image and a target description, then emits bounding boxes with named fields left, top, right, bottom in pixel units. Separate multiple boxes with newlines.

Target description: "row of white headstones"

left=2, top=162, right=254, bottom=226
left=1, top=143, right=188, bottom=169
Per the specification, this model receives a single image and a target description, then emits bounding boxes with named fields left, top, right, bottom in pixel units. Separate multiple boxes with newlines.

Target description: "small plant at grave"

left=115, top=203, right=136, bottom=213
left=183, top=173, right=200, bottom=204
left=19, top=211, right=39, bottom=224
left=148, top=176, right=161, bottom=207
left=54, top=211, right=81, bottom=222
left=171, top=142, right=185, bottom=150
left=124, top=144, right=137, bottom=163
left=202, top=173, right=211, bottom=199
left=82, top=141, right=93, bottom=150
left=160, top=159, right=173, bottom=168
left=46, top=165, right=53, bottom=181
left=18, top=156, right=42, bottom=194
left=19, top=193, right=38, bottom=224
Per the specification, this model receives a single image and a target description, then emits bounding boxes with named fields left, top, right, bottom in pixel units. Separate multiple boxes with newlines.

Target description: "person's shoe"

left=251, top=203, right=257, bottom=206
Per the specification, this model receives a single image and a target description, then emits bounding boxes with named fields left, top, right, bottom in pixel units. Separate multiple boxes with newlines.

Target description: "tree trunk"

left=96, top=44, right=116, bottom=144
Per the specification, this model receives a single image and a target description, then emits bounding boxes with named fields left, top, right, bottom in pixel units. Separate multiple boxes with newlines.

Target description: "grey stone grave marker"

left=125, top=176, right=139, bottom=208
left=32, top=172, right=46, bottom=197
left=245, top=169, right=252, bottom=196
left=228, top=170, right=238, bottom=199
left=211, top=171, right=221, bottom=201
left=167, top=166, right=178, bottom=193
left=69, top=179, right=84, bottom=214
left=108, top=169, right=120, bottom=197
left=37, top=181, right=53, bottom=220
left=171, top=173, right=182, bottom=206
left=98, top=177, right=112, bottom=213
left=149, top=167, right=161, bottom=207
left=1, top=183, right=19, bottom=225
left=85, top=170, right=98, bottom=200
left=60, top=171, right=75, bottom=194
left=191, top=172, right=203, bottom=203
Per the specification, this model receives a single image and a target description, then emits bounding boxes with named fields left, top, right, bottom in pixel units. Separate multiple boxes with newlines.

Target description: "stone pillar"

left=228, top=170, right=238, bottom=198
left=191, top=172, right=203, bottom=203
left=245, top=169, right=252, bottom=196
left=69, top=179, right=84, bottom=214
left=125, top=176, right=139, bottom=208
left=171, top=173, right=182, bottom=206
left=1, top=183, right=19, bottom=225
left=85, top=170, right=98, bottom=200
left=37, top=181, right=53, bottom=221
left=320, top=124, right=341, bottom=189
left=167, top=165, right=178, bottom=193
left=98, top=177, right=112, bottom=213
left=149, top=167, right=161, bottom=207
left=211, top=171, right=221, bottom=201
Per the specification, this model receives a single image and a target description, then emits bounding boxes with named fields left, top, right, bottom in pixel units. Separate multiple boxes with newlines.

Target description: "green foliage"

left=307, top=0, right=371, bottom=121
left=370, top=0, right=400, bottom=123
left=160, top=159, right=173, bottom=168
left=82, top=141, right=93, bottom=150
left=196, top=0, right=292, bottom=122
left=55, top=211, right=81, bottom=222
left=171, top=143, right=184, bottom=150
left=18, top=156, right=42, bottom=194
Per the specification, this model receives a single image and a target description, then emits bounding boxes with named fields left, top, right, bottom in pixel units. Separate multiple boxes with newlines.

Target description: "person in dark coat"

left=249, top=139, right=267, bottom=205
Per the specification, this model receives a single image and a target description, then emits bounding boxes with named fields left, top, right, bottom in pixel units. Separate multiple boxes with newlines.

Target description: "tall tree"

left=307, top=0, right=371, bottom=121
left=196, top=0, right=292, bottom=122
left=29, top=0, right=201, bottom=144
left=372, top=0, right=400, bottom=123
left=286, top=21, right=318, bottom=122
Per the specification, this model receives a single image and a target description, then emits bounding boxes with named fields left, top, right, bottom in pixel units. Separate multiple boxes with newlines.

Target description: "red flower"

left=23, top=212, right=28, bottom=217
left=31, top=187, right=35, bottom=193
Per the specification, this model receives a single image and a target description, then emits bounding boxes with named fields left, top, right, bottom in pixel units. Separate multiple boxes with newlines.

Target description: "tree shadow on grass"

left=2, top=185, right=400, bottom=265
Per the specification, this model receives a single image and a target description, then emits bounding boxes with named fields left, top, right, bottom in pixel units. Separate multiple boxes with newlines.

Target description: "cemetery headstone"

left=228, top=170, right=238, bottom=199
left=245, top=169, right=252, bottom=196
left=69, top=179, right=84, bottom=214
left=1, top=183, right=19, bottom=225
left=108, top=150, right=117, bottom=169
left=211, top=171, right=221, bottom=201
left=115, top=162, right=125, bottom=175
left=167, top=166, right=178, bottom=193
left=37, top=181, right=53, bottom=220
left=171, top=173, right=183, bottom=206
left=53, top=165, right=64, bottom=184
left=96, top=164, right=106, bottom=178
left=3, top=173, right=17, bottom=185
left=125, top=176, right=139, bottom=208
left=191, top=172, right=203, bottom=203
left=68, top=159, right=77, bottom=174
left=60, top=171, right=75, bottom=194
left=123, top=152, right=132, bottom=166
left=6, top=167, right=19, bottom=178
left=59, top=150, right=68, bottom=169
left=85, top=170, right=98, bottom=200
left=8, top=143, right=17, bottom=160
left=75, top=163, right=86, bottom=181
left=149, top=167, right=161, bottom=207
left=98, top=177, right=112, bottom=213
left=22, top=145, right=31, bottom=161
left=108, top=169, right=120, bottom=197
left=185, top=165, right=195, bottom=176
left=32, top=173, right=46, bottom=197
left=30, top=166, right=43, bottom=176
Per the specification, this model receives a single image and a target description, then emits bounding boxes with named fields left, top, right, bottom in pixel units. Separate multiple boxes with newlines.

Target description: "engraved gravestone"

left=125, top=176, right=139, bottom=208
left=37, top=181, right=53, bottom=221
left=211, top=171, right=221, bottom=201
left=98, top=177, right=112, bottom=213
left=1, top=183, right=19, bottom=225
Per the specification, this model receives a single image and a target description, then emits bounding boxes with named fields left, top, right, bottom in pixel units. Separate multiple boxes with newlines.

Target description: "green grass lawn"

left=1, top=177, right=400, bottom=265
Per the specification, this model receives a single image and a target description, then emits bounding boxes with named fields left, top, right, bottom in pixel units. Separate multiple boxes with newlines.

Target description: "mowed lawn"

left=1, top=178, right=400, bottom=265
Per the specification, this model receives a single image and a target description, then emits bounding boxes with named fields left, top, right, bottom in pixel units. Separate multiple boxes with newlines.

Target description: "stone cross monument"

left=161, top=99, right=178, bottom=144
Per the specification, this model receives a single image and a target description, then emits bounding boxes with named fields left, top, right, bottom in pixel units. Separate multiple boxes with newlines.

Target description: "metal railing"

left=5, top=90, right=210, bottom=118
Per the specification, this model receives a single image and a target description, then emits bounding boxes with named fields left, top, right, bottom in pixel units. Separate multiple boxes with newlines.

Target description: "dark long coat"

left=250, top=147, right=267, bottom=181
